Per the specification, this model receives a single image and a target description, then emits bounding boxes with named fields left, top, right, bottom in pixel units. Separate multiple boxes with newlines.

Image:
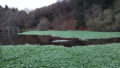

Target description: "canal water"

left=0, top=32, right=120, bottom=47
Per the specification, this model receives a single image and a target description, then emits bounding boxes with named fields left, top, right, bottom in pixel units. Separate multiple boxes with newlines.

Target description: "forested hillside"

left=0, top=5, right=27, bottom=31
left=0, top=0, right=120, bottom=31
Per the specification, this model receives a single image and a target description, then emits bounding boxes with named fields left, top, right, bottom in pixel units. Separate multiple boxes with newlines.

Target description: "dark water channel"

left=0, top=32, right=120, bottom=47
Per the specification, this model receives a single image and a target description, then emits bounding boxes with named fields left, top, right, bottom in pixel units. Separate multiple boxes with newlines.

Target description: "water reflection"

left=0, top=32, right=80, bottom=46
left=0, top=32, right=120, bottom=47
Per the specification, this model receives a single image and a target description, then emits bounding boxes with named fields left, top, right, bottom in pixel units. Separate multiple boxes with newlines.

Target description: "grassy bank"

left=20, top=31, right=120, bottom=39
left=0, top=43, right=120, bottom=68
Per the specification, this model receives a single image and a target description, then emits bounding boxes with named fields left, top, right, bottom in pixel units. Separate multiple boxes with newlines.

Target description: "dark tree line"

left=69, top=0, right=115, bottom=29
left=0, top=5, right=27, bottom=31
left=0, top=0, right=120, bottom=31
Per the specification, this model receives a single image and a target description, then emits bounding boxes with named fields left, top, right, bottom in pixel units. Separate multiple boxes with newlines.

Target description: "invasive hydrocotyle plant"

left=0, top=46, right=2, bottom=59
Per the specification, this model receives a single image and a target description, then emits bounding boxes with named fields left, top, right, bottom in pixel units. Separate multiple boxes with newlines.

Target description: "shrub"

left=103, top=9, right=114, bottom=17
left=36, top=18, right=50, bottom=30
left=113, top=13, right=120, bottom=31
left=114, top=0, right=120, bottom=8
left=87, top=9, right=115, bottom=31
left=115, top=13, right=120, bottom=23
left=87, top=18, right=100, bottom=30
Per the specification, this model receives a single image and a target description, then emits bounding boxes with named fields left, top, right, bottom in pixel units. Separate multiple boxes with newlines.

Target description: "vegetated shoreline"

left=1, top=30, right=120, bottom=47
left=21, top=30, right=120, bottom=40
left=1, top=34, right=120, bottom=47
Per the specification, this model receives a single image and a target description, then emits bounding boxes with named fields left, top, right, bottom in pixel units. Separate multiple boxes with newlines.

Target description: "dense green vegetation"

left=0, top=43, right=120, bottom=68
left=0, top=0, right=120, bottom=67
left=1, top=31, right=120, bottom=67
left=21, top=31, right=120, bottom=39
left=0, top=47, right=1, bottom=59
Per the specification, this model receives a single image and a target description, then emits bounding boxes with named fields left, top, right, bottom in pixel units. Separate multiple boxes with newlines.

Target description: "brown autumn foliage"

left=0, top=6, right=27, bottom=31
left=26, top=1, right=75, bottom=30
left=36, top=17, right=50, bottom=30
left=0, top=0, right=120, bottom=31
